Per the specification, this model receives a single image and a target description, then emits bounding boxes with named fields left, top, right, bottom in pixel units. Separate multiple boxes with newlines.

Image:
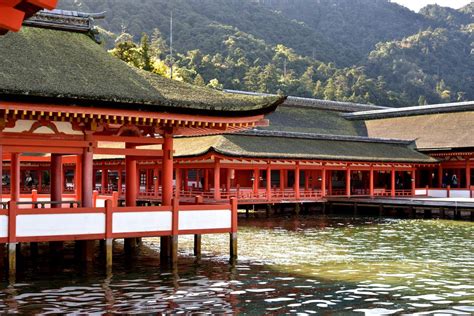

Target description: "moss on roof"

left=261, top=105, right=369, bottom=136
left=173, top=134, right=436, bottom=163
left=0, top=27, right=282, bottom=115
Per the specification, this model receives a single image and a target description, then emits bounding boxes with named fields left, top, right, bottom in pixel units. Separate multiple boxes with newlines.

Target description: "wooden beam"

left=93, top=135, right=164, bottom=144
left=0, top=138, right=91, bottom=148
left=0, top=6, right=24, bottom=32
left=94, top=148, right=163, bottom=157
left=4, top=146, right=83, bottom=154
left=26, top=0, right=58, bottom=10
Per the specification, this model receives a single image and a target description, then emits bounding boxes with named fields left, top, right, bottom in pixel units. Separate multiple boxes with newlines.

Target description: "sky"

left=391, top=0, right=472, bottom=12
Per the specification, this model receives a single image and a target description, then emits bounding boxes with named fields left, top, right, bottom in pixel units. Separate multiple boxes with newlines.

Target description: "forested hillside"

left=58, top=0, right=474, bottom=107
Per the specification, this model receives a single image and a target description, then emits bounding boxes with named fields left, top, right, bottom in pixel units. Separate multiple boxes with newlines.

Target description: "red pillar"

left=266, top=164, right=271, bottom=201
left=391, top=168, right=396, bottom=197
left=82, top=145, right=93, bottom=208
left=295, top=163, right=300, bottom=199
left=280, top=169, right=285, bottom=192
left=466, top=159, right=471, bottom=189
left=162, top=134, right=173, bottom=206
left=304, top=171, right=309, bottom=191
left=213, top=159, right=221, bottom=200
left=204, top=169, right=209, bottom=192
left=51, top=154, right=62, bottom=205
left=328, top=170, right=333, bottom=195
left=321, top=168, right=326, bottom=197
left=411, top=168, right=416, bottom=196
left=226, top=169, right=231, bottom=192
left=125, top=145, right=137, bottom=207
left=101, top=167, right=107, bottom=194
left=183, top=169, right=188, bottom=192
left=10, top=153, right=20, bottom=202
left=438, top=164, right=443, bottom=188
left=369, top=167, right=374, bottom=197
left=345, top=168, right=351, bottom=197
left=117, top=167, right=123, bottom=195
left=253, top=169, right=259, bottom=196
left=175, top=168, right=181, bottom=198
left=154, top=166, right=159, bottom=197
left=75, top=155, right=82, bottom=201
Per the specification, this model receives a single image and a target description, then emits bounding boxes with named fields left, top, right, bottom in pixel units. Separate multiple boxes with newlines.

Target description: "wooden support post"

left=408, top=206, right=415, bottom=219
left=162, top=133, right=173, bottom=206
left=175, top=167, right=181, bottom=199
left=369, top=167, right=374, bottom=198
left=411, top=168, right=416, bottom=196
left=226, top=169, right=231, bottom=193
left=321, top=167, right=326, bottom=197
left=346, top=168, right=351, bottom=197
left=81, top=136, right=95, bottom=263
left=194, top=234, right=201, bottom=259
left=438, top=165, right=443, bottom=188
left=354, top=203, right=358, bottom=216
left=171, top=198, right=179, bottom=265
left=266, top=164, right=271, bottom=201
left=391, top=168, right=396, bottom=197
left=466, top=159, right=471, bottom=189
left=253, top=169, right=259, bottom=197
left=0, top=145, right=3, bottom=202
left=51, top=154, right=62, bottom=203
left=280, top=169, right=285, bottom=192
left=11, top=153, right=20, bottom=202
left=153, top=166, right=159, bottom=197
left=295, top=163, right=300, bottom=199
left=295, top=203, right=300, bottom=215
left=214, top=160, right=221, bottom=200
left=379, top=204, right=384, bottom=217
left=230, top=198, right=238, bottom=261
left=105, top=199, right=113, bottom=271
left=204, top=169, right=209, bottom=192
left=8, top=201, right=17, bottom=281
left=75, top=155, right=82, bottom=201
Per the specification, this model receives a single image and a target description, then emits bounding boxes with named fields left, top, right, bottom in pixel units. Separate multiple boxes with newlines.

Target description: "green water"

left=0, top=216, right=472, bottom=314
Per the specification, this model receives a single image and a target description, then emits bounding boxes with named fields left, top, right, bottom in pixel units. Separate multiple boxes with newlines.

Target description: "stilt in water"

left=379, top=205, right=384, bottom=217
left=170, top=235, right=178, bottom=266
left=454, top=209, right=462, bottom=220
left=424, top=209, right=433, bottom=219
left=160, top=236, right=171, bottom=263
left=294, top=203, right=300, bottom=216
left=266, top=204, right=273, bottom=217
left=8, top=243, right=16, bottom=282
left=408, top=206, right=415, bottom=219
left=124, top=238, right=138, bottom=254
left=245, top=207, right=249, bottom=218
left=440, top=208, right=446, bottom=219
left=321, top=203, right=326, bottom=215
left=353, top=203, right=358, bottom=217
left=30, top=242, right=39, bottom=258
left=105, top=238, right=113, bottom=273
left=194, top=234, right=202, bottom=260
left=229, top=232, right=237, bottom=262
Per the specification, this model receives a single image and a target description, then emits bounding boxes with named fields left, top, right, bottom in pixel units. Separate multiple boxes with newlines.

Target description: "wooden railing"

left=0, top=197, right=238, bottom=244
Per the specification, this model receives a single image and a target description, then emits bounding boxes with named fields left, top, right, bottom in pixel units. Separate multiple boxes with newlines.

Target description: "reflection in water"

left=0, top=216, right=473, bottom=314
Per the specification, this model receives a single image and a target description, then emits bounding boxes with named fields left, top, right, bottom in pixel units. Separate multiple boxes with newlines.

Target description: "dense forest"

left=59, top=0, right=474, bottom=107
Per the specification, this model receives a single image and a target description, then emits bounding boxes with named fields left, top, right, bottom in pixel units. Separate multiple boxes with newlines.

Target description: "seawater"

left=0, top=216, right=472, bottom=315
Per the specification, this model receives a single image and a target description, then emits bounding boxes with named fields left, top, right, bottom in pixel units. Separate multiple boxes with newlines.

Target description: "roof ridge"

left=23, top=9, right=105, bottom=33
left=344, top=100, right=474, bottom=120
left=237, top=129, right=415, bottom=145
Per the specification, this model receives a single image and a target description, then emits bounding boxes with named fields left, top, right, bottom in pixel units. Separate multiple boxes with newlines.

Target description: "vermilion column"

left=101, top=167, right=107, bottom=194
left=438, top=165, right=443, bottom=188
left=466, top=159, right=471, bottom=188
left=175, top=168, right=181, bottom=198
left=125, top=145, right=137, bottom=207
left=253, top=169, right=259, bottom=196
left=391, top=168, right=396, bottom=197
left=75, top=155, right=82, bottom=201
left=345, top=168, right=351, bottom=197
left=162, top=134, right=173, bottom=206
left=321, top=168, right=326, bottom=197
left=154, top=166, right=159, bottom=197
left=51, top=154, right=62, bottom=205
left=280, top=169, right=285, bottom=192
left=266, top=164, right=271, bottom=201
left=369, top=167, right=374, bottom=197
left=295, top=163, right=300, bottom=199
left=214, top=160, right=221, bottom=200
left=183, top=169, right=188, bottom=192
left=10, top=153, right=20, bottom=202
left=226, top=169, right=231, bottom=192
left=204, top=169, right=209, bottom=192
left=411, top=168, right=416, bottom=195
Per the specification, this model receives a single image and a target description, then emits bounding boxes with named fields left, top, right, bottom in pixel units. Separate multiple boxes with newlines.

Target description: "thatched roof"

left=364, top=111, right=474, bottom=151
left=172, top=131, right=436, bottom=163
left=0, top=25, right=282, bottom=116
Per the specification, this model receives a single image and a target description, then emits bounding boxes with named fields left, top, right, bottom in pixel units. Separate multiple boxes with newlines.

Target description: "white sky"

left=391, top=0, right=472, bottom=12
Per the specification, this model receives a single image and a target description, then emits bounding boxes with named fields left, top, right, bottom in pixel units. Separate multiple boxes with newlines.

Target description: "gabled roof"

left=0, top=12, right=283, bottom=117
left=172, top=130, right=437, bottom=163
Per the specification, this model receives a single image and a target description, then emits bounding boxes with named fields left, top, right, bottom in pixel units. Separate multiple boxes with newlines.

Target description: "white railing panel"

left=0, top=215, right=7, bottom=238
left=179, top=210, right=231, bottom=231
left=450, top=190, right=471, bottom=198
left=113, top=212, right=172, bottom=233
left=428, top=189, right=448, bottom=198
left=17, top=213, right=105, bottom=237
